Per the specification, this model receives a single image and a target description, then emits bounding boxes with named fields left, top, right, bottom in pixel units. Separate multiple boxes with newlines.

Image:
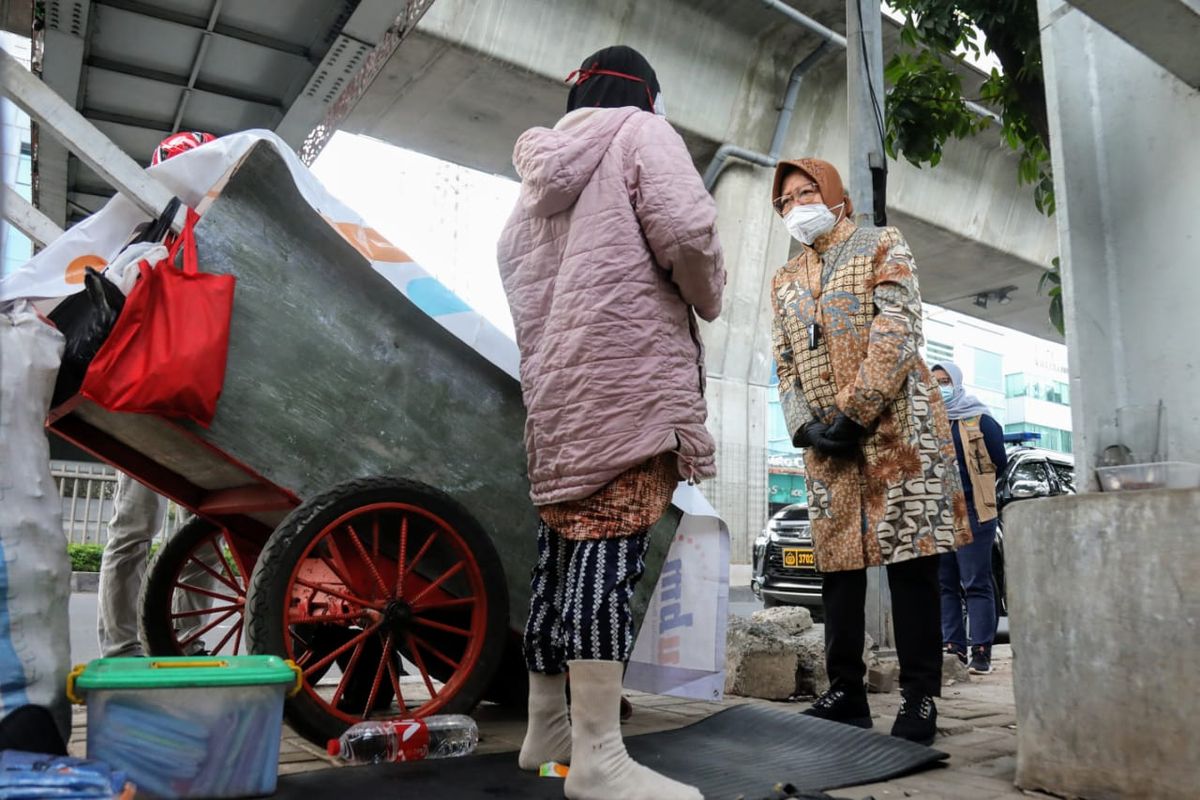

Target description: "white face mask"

left=783, top=202, right=842, bottom=245
left=653, top=92, right=667, bottom=118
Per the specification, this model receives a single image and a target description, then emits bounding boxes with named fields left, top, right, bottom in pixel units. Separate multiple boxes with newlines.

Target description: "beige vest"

left=959, top=416, right=999, bottom=523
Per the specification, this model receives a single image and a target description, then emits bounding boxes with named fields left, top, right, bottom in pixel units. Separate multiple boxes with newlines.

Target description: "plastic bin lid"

left=69, top=655, right=301, bottom=697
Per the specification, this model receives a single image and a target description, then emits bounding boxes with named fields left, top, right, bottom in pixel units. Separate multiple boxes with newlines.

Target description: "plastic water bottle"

left=326, top=715, right=479, bottom=764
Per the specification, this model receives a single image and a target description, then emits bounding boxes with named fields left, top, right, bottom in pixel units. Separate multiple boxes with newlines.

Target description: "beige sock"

left=518, top=671, right=572, bottom=770
left=563, top=660, right=702, bottom=800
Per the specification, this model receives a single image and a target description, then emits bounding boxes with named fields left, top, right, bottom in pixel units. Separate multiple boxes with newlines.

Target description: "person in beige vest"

left=932, top=362, right=1008, bottom=675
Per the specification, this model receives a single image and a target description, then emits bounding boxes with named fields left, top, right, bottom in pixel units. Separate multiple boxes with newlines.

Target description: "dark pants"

left=523, top=521, right=650, bottom=674
left=939, top=510, right=998, bottom=652
left=822, top=555, right=943, bottom=698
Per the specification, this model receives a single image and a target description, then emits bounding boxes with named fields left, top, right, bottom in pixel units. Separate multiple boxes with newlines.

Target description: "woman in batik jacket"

left=768, top=157, right=969, bottom=746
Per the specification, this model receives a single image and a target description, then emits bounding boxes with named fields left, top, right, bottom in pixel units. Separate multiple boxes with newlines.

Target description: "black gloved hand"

left=811, top=413, right=866, bottom=459
left=793, top=420, right=829, bottom=449
left=824, top=413, right=867, bottom=444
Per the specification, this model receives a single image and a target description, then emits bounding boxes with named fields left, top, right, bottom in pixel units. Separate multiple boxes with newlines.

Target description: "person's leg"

left=958, top=515, right=998, bottom=673
left=561, top=532, right=701, bottom=800
left=887, top=555, right=943, bottom=744
left=97, top=473, right=166, bottom=657
left=938, top=552, right=968, bottom=660
left=519, top=521, right=573, bottom=769
left=802, top=567, right=872, bottom=727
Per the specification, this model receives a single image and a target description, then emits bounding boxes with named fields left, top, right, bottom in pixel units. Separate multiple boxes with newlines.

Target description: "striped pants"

left=523, top=521, right=650, bottom=674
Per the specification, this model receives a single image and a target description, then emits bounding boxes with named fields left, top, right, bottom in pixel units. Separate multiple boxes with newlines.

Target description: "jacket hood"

left=512, top=106, right=641, bottom=217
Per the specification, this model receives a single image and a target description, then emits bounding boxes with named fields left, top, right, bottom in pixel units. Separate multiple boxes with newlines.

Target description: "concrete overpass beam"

left=1067, top=0, right=1200, bottom=89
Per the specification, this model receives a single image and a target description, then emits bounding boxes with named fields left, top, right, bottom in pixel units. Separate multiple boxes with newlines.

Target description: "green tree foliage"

left=884, top=0, right=1061, bottom=331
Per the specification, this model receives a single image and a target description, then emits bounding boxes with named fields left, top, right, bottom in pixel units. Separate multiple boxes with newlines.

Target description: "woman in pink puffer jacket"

left=497, top=46, right=724, bottom=800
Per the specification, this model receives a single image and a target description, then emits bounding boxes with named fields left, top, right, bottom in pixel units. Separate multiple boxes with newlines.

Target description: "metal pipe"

left=769, top=40, right=833, bottom=158
left=758, top=0, right=848, bottom=48
left=703, top=144, right=776, bottom=190
left=704, top=41, right=832, bottom=191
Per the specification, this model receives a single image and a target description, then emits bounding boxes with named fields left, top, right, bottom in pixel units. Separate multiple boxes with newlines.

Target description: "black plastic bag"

left=48, top=266, right=126, bottom=408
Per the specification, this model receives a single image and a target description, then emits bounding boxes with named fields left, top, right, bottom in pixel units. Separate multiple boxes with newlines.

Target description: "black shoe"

left=891, top=692, right=937, bottom=745
left=944, top=643, right=967, bottom=666
left=802, top=687, right=873, bottom=729
left=968, top=646, right=993, bottom=675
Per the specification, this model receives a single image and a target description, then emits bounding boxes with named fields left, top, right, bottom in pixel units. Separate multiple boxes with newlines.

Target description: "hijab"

left=932, top=361, right=992, bottom=421
left=771, top=157, right=854, bottom=220
left=566, top=45, right=661, bottom=114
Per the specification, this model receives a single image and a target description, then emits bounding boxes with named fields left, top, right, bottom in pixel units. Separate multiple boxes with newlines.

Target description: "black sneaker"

left=802, top=687, right=873, bottom=729
left=944, top=643, right=967, bottom=666
left=891, top=692, right=937, bottom=745
left=968, top=646, right=993, bottom=675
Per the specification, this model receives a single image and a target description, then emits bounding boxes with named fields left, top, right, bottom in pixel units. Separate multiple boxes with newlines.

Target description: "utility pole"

left=846, top=0, right=894, bottom=650
left=846, top=0, right=887, bottom=228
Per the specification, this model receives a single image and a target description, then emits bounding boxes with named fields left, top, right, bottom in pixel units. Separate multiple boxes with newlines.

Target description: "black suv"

left=751, top=446, right=1075, bottom=621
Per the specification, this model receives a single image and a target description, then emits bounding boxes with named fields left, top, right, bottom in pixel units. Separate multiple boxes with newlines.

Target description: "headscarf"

left=566, top=45, right=661, bottom=114
left=771, top=157, right=854, bottom=220
left=932, top=361, right=992, bottom=420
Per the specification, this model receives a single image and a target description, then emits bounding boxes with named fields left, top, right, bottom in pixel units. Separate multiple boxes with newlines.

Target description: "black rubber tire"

left=244, top=476, right=509, bottom=746
left=140, top=517, right=233, bottom=656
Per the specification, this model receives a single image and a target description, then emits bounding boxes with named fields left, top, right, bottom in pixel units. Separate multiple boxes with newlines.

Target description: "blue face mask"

left=939, top=385, right=954, bottom=403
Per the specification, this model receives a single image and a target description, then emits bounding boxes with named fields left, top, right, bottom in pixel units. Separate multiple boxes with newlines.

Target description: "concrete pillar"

left=1040, top=0, right=1200, bottom=484
left=1004, top=4, right=1200, bottom=798
left=702, top=165, right=792, bottom=563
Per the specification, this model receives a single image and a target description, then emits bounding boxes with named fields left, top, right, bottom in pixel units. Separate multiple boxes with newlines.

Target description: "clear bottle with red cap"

left=326, top=715, right=479, bottom=764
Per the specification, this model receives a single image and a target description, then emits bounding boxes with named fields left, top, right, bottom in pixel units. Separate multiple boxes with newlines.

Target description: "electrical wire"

left=856, top=0, right=887, bottom=155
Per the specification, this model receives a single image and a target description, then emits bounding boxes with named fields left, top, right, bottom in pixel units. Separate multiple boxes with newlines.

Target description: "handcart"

left=47, top=143, right=679, bottom=745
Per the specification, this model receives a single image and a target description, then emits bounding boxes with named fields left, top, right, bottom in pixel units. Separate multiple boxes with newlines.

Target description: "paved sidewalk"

left=69, top=644, right=1048, bottom=798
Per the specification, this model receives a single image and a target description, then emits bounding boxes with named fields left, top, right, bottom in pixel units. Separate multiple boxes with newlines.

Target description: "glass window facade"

left=1005, top=373, right=1070, bottom=405
left=974, top=348, right=1003, bottom=392
left=926, top=340, right=954, bottom=366
left=1005, top=422, right=1073, bottom=454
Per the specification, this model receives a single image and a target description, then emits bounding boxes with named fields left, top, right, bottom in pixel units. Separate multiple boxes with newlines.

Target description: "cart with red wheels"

left=47, top=144, right=678, bottom=746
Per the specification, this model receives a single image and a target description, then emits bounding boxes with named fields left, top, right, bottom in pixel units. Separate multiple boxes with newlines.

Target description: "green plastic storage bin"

left=68, top=655, right=301, bottom=799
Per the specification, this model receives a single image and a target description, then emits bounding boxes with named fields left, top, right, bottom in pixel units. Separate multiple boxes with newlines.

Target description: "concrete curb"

left=71, top=571, right=99, bottom=593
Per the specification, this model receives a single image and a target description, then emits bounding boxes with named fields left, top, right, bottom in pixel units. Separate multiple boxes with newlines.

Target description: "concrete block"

left=750, top=605, right=814, bottom=635
left=70, top=571, right=98, bottom=592
left=792, top=626, right=829, bottom=698
left=724, top=616, right=800, bottom=700
left=867, top=656, right=899, bottom=694
left=942, top=653, right=971, bottom=686
left=1007, top=490, right=1200, bottom=799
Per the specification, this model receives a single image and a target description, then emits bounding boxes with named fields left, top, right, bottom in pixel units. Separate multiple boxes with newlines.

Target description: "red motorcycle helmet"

left=150, top=131, right=216, bottom=165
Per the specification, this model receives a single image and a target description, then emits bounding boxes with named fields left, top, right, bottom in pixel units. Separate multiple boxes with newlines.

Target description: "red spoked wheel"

left=244, top=477, right=508, bottom=745
left=140, top=518, right=252, bottom=657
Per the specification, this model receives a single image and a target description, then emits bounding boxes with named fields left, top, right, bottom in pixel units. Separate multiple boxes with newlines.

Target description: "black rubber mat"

left=275, top=704, right=947, bottom=799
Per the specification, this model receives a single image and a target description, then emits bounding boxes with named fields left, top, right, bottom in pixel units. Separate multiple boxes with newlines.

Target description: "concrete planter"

left=1006, top=489, right=1200, bottom=799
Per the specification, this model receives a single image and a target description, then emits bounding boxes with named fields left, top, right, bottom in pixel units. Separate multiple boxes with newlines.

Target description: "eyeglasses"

left=772, top=183, right=820, bottom=215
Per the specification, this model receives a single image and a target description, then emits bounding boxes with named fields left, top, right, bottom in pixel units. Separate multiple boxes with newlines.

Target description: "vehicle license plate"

left=782, top=547, right=814, bottom=568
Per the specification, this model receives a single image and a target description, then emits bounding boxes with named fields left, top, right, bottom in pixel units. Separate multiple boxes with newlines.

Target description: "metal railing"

left=53, top=460, right=184, bottom=546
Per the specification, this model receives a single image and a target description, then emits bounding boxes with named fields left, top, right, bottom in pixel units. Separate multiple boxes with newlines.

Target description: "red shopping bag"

left=80, top=209, right=235, bottom=427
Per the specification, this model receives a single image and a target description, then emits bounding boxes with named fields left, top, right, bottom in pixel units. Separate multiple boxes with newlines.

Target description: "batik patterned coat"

left=770, top=219, right=969, bottom=572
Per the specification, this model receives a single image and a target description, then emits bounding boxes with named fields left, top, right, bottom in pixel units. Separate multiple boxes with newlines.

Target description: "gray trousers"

left=97, top=473, right=218, bottom=657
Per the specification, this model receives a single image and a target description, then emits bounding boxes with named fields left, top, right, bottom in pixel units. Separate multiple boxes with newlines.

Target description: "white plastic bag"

left=102, top=241, right=168, bottom=295
left=0, top=300, right=71, bottom=738
left=625, top=483, right=730, bottom=701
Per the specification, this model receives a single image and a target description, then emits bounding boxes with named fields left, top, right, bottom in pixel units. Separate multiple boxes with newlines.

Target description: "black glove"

left=811, top=414, right=866, bottom=459
left=825, top=413, right=867, bottom=444
left=793, top=420, right=829, bottom=449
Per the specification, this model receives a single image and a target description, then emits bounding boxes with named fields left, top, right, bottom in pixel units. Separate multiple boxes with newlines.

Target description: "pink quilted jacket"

left=498, top=107, right=725, bottom=505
